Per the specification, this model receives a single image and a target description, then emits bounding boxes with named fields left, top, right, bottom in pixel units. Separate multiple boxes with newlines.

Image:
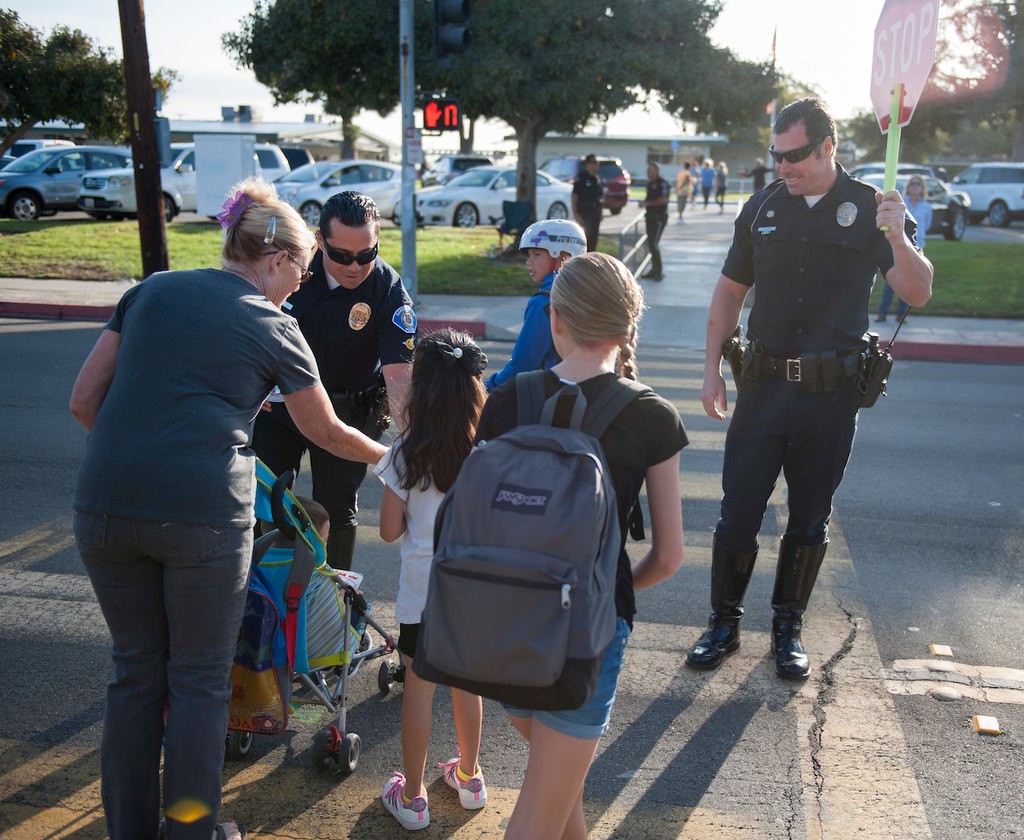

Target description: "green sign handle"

left=881, top=83, right=904, bottom=232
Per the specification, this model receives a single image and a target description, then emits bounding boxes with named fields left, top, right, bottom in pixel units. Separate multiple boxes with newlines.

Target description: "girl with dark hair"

left=373, top=327, right=490, bottom=831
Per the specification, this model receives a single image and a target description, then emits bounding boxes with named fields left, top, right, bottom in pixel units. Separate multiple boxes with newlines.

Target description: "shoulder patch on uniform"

left=392, top=304, right=417, bottom=334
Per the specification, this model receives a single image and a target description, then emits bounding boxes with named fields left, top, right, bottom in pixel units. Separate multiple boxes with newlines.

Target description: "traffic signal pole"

left=399, top=0, right=417, bottom=302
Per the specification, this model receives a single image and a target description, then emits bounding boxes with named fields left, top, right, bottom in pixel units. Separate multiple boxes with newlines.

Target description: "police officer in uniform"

left=572, top=153, right=604, bottom=252
left=640, top=162, right=671, bottom=280
left=686, top=98, right=933, bottom=679
left=253, top=191, right=414, bottom=570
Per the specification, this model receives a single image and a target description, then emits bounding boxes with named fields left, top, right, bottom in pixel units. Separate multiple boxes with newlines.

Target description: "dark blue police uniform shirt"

left=722, top=167, right=919, bottom=357
left=573, top=171, right=603, bottom=212
left=283, top=250, right=416, bottom=394
left=645, top=176, right=671, bottom=215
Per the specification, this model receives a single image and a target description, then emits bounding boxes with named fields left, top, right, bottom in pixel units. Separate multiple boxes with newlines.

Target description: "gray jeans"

left=75, top=511, right=251, bottom=840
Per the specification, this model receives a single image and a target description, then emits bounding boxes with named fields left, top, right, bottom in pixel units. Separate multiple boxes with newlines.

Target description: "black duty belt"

left=743, top=343, right=864, bottom=393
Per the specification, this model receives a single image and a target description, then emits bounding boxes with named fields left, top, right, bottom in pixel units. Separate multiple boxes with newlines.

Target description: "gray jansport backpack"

left=413, top=370, right=648, bottom=710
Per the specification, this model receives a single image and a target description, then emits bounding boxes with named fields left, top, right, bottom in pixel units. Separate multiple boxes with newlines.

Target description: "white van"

left=8, top=139, right=75, bottom=158
left=76, top=141, right=289, bottom=221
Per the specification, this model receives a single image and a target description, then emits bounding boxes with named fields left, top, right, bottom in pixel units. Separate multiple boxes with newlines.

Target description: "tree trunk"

left=460, top=118, right=475, bottom=153
left=0, top=121, right=35, bottom=156
left=514, top=121, right=544, bottom=221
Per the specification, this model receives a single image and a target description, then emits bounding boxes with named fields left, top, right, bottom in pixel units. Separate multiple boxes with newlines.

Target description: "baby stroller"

left=227, top=460, right=403, bottom=774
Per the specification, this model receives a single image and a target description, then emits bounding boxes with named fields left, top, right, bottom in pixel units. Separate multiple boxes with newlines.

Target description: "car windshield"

left=4, top=149, right=65, bottom=173
left=277, top=161, right=331, bottom=183
left=446, top=168, right=499, bottom=188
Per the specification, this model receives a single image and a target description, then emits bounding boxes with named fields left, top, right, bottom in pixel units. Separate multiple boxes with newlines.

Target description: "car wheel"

left=546, top=201, right=568, bottom=220
left=9, top=191, right=41, bottom=221
left=945, top=208, right=967, bottom=241
left=988, top=200, right=1010, bottom=227
left=299, top=201, right=323, bottom=227
left=454, top=202, right=479, bottom=228
left=161, top=193, right=177, bottom=222
left=609, top=206, right=623, bottom=216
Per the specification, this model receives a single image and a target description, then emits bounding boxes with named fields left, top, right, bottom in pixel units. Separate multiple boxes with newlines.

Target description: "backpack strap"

left=515, top=370, right=548, bottom=426
left=517, top=369, right=585, bottom=430
left=582, top=377, right=650, bottom=439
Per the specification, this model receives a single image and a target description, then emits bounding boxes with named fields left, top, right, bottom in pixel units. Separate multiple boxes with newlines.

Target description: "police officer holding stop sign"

left=686, top=98, right=933, bottom=680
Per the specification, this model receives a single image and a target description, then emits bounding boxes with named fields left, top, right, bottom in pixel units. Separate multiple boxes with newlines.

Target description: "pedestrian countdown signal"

left=423, top=98, right=460, bottom=132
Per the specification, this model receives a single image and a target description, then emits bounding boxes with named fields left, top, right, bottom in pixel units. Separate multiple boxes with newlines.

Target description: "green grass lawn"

left=0, top=218, right=1020, bottom=316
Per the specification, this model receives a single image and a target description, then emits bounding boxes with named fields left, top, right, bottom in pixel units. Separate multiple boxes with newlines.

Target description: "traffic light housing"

left=423, top=98, right=461, bottom=132
left=435, top=0, right=469, bottom=60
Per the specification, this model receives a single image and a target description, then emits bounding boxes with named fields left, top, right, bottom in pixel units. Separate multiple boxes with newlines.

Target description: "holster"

left=721, top=326, right=746, bottom=384
left=858, top=333, right=894, bottom=408
left=329, top=376, right=391, bottom=440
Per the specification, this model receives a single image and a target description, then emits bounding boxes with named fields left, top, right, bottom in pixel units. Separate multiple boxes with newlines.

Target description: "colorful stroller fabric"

left=228, top=460, right=324, bottom=736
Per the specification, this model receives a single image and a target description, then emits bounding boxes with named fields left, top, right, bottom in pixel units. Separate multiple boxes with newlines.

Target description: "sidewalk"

left=2, top=208, right=1022, bottom=364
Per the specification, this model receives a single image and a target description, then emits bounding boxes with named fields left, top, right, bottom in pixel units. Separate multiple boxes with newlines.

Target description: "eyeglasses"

left=319, top=238, right=379, bottom=266
left=264, top=250, right=312, bottom=284
left=768, top=136, right=827, bottom=165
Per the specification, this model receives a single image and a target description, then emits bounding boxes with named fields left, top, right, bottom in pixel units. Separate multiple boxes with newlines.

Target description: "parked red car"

left=539, top=156, right=632, bottom=215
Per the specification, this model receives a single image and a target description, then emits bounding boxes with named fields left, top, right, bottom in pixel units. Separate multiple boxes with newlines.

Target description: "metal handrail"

left=618, top=209, right=650, bottom=277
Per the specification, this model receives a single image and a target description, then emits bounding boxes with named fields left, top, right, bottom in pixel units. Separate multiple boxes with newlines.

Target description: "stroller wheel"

left=339, top=732, right=361, bottom=774
left=226, top=730, right=254, bottom=760
left=311, top=727, right=339, bottom=774
left=378, top=660, right=397, bottom=695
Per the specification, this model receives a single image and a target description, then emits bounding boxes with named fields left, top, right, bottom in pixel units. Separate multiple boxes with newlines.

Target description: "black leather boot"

left=771, top=537, right=828, bottom=680
left=326, top=523, right=358, bottom=571
left=686, top=540, right=758, bottom=670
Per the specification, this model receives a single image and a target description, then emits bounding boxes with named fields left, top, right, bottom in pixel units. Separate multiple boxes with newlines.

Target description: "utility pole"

left=118, top=0, right=167, bottom=278
left=399, top=0, right=418, bottom=302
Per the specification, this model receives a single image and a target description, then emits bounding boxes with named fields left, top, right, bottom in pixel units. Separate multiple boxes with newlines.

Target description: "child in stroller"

left=227, top=461, right=401, bottom=775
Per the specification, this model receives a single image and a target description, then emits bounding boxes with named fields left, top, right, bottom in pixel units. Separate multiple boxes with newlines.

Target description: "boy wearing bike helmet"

left=484, top=219, right=586, bottom=392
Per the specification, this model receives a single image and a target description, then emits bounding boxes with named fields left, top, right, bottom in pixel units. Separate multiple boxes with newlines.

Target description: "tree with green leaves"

left=225, top=0, right=774, bottom=217
left=840, top=1, right=1022, bottom=165
left=0, top=11, right=127, bottom=154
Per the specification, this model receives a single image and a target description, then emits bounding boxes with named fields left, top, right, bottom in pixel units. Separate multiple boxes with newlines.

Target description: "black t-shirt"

left=284, top=251, right=416, bottom=393
left=475, top=371, right=688, bottom=621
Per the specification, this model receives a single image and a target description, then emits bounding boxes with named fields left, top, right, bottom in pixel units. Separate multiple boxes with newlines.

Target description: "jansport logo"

left=492, top=483, right=550, bottom=514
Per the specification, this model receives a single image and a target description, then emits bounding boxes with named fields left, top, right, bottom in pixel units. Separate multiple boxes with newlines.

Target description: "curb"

left=0, top=300, right=487, bottom=341
left=2, top=300, right=1022, bottom=365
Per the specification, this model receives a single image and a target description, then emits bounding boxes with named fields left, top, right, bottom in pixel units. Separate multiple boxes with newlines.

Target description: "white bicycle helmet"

left=519, top=219, right=587, bottom=258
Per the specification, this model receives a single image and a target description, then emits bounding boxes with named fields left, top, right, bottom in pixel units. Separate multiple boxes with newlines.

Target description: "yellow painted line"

left=0, top=518, right=75, bottom=563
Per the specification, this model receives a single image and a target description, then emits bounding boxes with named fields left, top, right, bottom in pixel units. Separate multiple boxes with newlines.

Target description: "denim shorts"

left=504, top=616, right=631, bottom=740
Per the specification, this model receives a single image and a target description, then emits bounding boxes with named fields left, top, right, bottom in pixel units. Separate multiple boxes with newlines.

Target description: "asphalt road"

left=0, top=321, right=1021, bottom=839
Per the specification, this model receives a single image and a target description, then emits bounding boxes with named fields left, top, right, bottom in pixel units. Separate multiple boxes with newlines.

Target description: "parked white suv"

left=7, top=139, right=75, bottom=158
left=950, top=162, right=1024, bottom=227
left=77, top=142, right=288, bottom=222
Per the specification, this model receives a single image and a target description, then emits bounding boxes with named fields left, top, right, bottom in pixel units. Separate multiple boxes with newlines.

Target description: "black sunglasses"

left=319, top=238, right=379, bottom=266
left=768, top=136, right=827, bottom=165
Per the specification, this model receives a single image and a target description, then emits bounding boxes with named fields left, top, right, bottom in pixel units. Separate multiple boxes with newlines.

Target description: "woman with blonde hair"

left=70, top=177, right=388, bottom=840
left=475, top=252, right=688, bottom=839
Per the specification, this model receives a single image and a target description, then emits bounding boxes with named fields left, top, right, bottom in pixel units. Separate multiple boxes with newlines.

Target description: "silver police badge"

left=836, top=202, right=857, bottom=227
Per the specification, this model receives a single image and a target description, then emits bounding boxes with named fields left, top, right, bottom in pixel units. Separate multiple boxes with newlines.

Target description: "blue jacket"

left=485, top=271, right=560, bottom=392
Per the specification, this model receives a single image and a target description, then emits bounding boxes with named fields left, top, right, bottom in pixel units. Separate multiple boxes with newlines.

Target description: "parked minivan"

left=950, top=162, right=1024, bottom=227
left=0, top=145, right=132, bottom=220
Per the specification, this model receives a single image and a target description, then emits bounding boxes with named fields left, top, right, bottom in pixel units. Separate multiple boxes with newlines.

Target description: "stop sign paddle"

left=871, top=0, right=940, bottom=133
left=870, top=0, right=940, bottom=198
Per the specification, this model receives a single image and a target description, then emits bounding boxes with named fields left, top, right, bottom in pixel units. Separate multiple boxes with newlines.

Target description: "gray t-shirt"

left=74, top=268, right=320, bottom=527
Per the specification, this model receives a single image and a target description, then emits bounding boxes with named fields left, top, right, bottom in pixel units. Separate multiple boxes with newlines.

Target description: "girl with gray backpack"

left=473, top=252, right=688, bottom=839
